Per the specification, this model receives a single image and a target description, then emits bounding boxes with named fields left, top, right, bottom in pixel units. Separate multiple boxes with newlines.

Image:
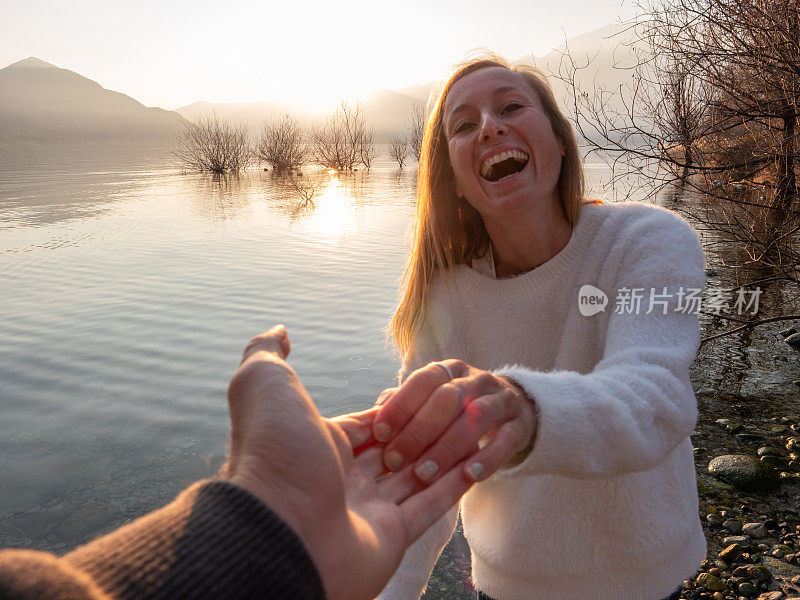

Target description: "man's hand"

left=225, top=326, right=475, bottom=600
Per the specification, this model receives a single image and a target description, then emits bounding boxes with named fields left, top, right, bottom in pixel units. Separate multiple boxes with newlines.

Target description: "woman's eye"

left=503, top=103, right=523, bottom=114
left=453, top=122, right=474, bottom=134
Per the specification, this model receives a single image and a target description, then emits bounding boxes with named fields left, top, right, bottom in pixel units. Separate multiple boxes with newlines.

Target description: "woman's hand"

left=372, top=360, right=538, bottom=484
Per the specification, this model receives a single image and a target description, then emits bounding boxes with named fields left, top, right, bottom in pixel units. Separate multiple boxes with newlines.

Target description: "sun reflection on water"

left=300, top=174, right=360, bottom=242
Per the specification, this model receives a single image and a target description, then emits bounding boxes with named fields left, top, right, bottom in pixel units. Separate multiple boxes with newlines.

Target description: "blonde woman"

left=372, top=54, right=706, bottom=600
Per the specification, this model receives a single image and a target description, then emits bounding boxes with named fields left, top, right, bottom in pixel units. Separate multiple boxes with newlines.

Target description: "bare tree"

left=560, top=0, right=799, bottom=207
left=407, top=105, right=425, bottom=162
left=558, top=2, right=800, bottom=342
left=172, top=113, right=251, bottom=174
left=255, top=115, right=308, bottom=174
left=310, top=101, right=375, bottom=171
left=389, top=134, right=409, bottom=168
left=358, top=125, right=377, bottom=170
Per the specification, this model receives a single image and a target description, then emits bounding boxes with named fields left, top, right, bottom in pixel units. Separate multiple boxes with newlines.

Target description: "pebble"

left=708, top=513, right=725, bottom=526
left=725, top=519, right=744, bottom=533
left=708, top=455, right=782, bottom=492
left=725, top=535, right=751, bottom=546
left=738, top=581, right=758, bottom=597
left=758, top=447, right=785, bottom=458
left=785, top=332, right=800, bottom=348
left=743, top=522, right=768, bottom=538
left=757, top=592, right=784, bottom=600
left=720, top=543, right=742, bottom=563
left=733, top=564, right=772, bottom=581
left=764, top=519, right=780, bottom=531
left=717, top=418, right=744, bottom=433
left=697, top=572, right=727, bottom=591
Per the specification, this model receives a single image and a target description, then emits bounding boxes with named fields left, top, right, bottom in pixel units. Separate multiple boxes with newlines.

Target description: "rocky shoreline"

left=421, top=389, right=800, bottom=600
left=683, top=391, right=800, bottom=599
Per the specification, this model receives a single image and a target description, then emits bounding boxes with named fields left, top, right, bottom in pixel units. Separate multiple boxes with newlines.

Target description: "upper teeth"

left=481, top=150, right=529, bottom=178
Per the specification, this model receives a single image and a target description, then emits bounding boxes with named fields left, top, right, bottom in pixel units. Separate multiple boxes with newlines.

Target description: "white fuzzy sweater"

left=377, top=201, right=707, bottom=600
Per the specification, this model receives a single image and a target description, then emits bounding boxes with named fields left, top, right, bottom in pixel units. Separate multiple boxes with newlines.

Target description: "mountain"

left=0, top=26, right=643, bottom=146
left=533, top=22, right=645, bottom=111
left=175, top=89, right=426, bottom=141
left=0, top=57, right=184, bottom=146
left=174, top=100, right=316, bottom=133
left=362, top=89, right=424, bottom=139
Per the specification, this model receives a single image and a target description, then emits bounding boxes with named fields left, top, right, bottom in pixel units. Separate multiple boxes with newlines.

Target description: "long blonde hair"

left=390, top=53, right=587, bottom=357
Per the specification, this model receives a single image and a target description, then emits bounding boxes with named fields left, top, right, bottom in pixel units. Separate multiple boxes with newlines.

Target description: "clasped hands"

left=225, top=326, right=537, bottom=600
left=372, top=359, right=538, bottom=485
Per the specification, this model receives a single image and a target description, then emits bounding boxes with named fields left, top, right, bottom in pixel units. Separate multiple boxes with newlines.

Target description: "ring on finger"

left=431, top=361, right=454, bottom=381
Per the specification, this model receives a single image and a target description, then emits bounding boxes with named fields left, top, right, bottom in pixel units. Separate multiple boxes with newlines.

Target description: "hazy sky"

left=1, top=0, right=638, bottom=110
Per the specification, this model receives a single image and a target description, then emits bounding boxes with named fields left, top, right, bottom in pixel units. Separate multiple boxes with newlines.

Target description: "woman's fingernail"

left=374, top=422, right=391, bottom=442
left=467, top=462, right=485, bottom=481
left=415, top=460, right=439, bottom=481
left=385, top=450, right=404, bottom=471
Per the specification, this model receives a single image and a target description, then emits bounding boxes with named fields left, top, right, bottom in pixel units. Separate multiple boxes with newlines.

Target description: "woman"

left=372, top=54, right=707, bottom=600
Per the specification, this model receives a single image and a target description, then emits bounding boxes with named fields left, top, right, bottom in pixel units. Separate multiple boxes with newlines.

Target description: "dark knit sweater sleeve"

left=0, top=480, right=326, bottom=600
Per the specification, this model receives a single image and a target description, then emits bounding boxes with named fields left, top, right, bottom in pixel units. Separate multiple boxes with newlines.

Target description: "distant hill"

left=0, top=57, right=184, bottom=147
left=175, top=89, right=426, bottom=141
left=0, top=26, right=643, bottom=147
left=175, top=100, right=317, bottom=134
left=533, top=23, right=644, bottom=114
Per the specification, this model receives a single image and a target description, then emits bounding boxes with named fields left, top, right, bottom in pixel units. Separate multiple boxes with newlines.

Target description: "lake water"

left=1, top=146, right=798, bottom=555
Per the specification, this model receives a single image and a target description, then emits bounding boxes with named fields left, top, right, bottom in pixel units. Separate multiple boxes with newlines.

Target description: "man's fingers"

left=353, top=444, right=388, bottom=479
left=462, top=421, right=532, bottom=482
left=399, top=459, right=473, bottom=543
left=241, top=324, right=291, bottom=363
left=375, top=464, right=424, bottom=503
left=374, top=387, right=398, bottom=407
left=330, top=406, right=381, bottom=448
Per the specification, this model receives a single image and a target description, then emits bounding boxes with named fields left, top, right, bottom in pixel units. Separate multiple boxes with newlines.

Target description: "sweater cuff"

left=65, top=479, right=326, bottom=600
left=492, top=364, right=574, bottom=478
left=495, top=372, right=539, bottom=468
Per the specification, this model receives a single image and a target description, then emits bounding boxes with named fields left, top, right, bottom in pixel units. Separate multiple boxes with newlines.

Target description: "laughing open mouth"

left=481, top=150, right=529, bottom=182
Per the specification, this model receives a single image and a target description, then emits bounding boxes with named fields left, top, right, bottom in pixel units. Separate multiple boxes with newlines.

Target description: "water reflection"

left=301, top=175, right=359, bottom=240
left=190, top=173, right=254, bottom=223
left=390, top=168, right=418, bottom=203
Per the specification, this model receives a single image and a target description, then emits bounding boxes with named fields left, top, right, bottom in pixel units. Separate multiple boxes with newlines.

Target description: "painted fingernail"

left=385, top=450, right=404, bottom=471
left=374, top=422, right=391, bottom=442
left=415, top=460, right=439, bottom=481
left=467, top=462, right=485, bottom=481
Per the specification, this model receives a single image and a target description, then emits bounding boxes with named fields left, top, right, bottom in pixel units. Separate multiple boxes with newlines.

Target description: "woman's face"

left=442, top=67, right=564, bottom=222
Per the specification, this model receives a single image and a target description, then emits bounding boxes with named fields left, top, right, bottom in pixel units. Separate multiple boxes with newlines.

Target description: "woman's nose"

left=479, top=113, right=505, bottom=141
